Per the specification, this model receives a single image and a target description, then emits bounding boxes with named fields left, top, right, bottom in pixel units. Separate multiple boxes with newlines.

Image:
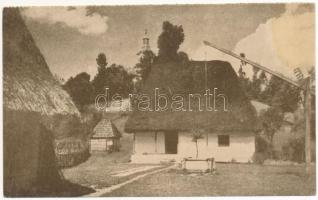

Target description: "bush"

left=255, top=135, right=271, bottom=153
left=253, top=135, right=272, bottom=164
left=252, top=152, right=268, bottom=164
left=282, top=137, right=306, bottom=163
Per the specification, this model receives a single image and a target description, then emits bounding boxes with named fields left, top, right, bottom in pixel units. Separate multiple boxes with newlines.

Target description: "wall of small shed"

left=90, top=138, right=106, bottom=152
left=133, top=131, right=255, bottom=163
left=90, top=138, right=121, bottom=152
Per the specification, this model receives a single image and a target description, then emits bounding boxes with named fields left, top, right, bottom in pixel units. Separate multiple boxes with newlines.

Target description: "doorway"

left=165, top=131, right=178, bottom=154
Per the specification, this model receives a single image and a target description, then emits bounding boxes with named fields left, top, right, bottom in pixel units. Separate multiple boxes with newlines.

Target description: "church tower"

left=142, top=29, right=150, bottom=51
left=137, top=29, right=151, bottom=55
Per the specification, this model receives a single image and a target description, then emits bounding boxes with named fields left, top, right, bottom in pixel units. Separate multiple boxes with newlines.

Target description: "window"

left=218, top=135, right=230, bottom=147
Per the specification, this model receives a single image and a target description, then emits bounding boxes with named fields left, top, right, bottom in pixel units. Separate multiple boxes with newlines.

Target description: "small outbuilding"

left=90, top=119, right=121, bottom=152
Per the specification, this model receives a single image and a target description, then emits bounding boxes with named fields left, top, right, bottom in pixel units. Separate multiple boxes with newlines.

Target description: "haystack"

left=3, top=8, right=90, bottom=196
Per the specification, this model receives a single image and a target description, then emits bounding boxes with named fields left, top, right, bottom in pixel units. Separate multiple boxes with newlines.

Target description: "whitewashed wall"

left=133, top=131, right=255, bottom=163
left=134, top=132, right=165, bottom=154
left=178, top=132, right=255, bottom=163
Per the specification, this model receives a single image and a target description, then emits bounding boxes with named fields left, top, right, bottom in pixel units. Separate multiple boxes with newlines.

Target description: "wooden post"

left=305, top=78, right=312, bottom=173
left=133, top=133, right=136, bottom=153
left=155, top=132, right=158, bottom=153
left=204, top=56, right=208, bottom=90
left=206, top=132, right=208, bottom=146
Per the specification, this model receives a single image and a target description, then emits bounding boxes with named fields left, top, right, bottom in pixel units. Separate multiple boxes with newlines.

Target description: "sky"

left=21, top=4, right=314, bottom=81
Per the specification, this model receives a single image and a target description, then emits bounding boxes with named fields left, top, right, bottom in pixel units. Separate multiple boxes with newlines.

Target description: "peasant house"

left=125, top=60, right=259, bottom=163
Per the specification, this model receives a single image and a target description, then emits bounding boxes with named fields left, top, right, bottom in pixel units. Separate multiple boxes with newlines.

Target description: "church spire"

left=142, top=29, right=150, bottom=51
left=137, top=29, right=151, bottom=55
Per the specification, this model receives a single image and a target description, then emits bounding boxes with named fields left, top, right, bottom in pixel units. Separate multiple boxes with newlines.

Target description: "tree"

left=260, top=106, right=284, bottom=158
left=104, top=64, right=134, bottom=97
left=191, top=129, right=204, bottom=158
left=63, top=72, right=93, bottom=110
left=260, top=76, right=301, bottom=112
left=96, top=53, right=108, bottom=71
left=134, top=50, right=155, bottom=81
left=178, top=51, right=190, bottom=66
left=92, top=54, right=134, bottom=101
left=157, top=21, right=185, bottom=62
left=92, top=53, right=109, bottom=97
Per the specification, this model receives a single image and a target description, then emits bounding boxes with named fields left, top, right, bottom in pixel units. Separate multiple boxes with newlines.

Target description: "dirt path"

left=111, top=166, right=160, bottom=177
left=84, top=165, right=175, bottom=197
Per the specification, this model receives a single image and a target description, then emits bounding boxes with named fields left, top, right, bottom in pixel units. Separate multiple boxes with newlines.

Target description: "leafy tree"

left=92, top=53, right=109, bottom=98
left=96, top=53, right=108, bottom=71
left=157, top=21, right=185, bottom=62
left=134, top=50, right=155, bottom=81
left=178, top=51, right=190, bottom=66
left=260, top=106, right=284, bottom=158
left=104, top=64, right=134, bottom=97
left=63, top=72, right=93, bottom=110
left=260, top=76, right=301, bottom=112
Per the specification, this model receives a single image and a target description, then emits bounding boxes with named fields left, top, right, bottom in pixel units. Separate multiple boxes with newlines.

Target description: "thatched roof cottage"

left=125, top=60, right=259, bottom=163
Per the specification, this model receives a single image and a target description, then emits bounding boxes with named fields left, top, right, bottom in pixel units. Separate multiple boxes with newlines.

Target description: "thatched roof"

left=3, top=8, right=80, bottom=117
left=125, top=60, right=259, bottom=133
left=92, top=119, right=121, bottom=138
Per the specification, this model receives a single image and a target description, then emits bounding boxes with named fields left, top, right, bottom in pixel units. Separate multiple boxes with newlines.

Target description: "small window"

left=218, top=135, right=230, bottom=147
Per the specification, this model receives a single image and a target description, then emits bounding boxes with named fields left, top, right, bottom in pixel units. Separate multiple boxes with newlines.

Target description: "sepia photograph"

left=2, top=1, right=316, bottom=197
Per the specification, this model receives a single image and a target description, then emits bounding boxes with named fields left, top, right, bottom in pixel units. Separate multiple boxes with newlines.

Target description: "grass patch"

left=106, top=163, right=316, bottom=196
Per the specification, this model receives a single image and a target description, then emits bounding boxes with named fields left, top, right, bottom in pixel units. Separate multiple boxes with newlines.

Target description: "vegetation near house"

left=238, top=62, right=315, bottom=163
left=63, top=72, right=93, bottom=110
left=63, top=53, right=135, bottom=110
left=134, top=21, right=189, bottom=88
left=91, top=52, right=134, bottom=98
left=191, top=130, right=205, bottom=159
left=157, top=21, right=185, bottom=62
left=134, top=50, right=155, bottom=82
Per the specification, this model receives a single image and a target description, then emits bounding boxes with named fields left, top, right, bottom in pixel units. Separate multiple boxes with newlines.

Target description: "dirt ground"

left=105, top=163, right=316, bottom=196
left=62, top=133, right=165, bottom=190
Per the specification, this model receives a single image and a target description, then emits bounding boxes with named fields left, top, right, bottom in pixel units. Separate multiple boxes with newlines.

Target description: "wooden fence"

left=54, top=138, right=90, bottom=168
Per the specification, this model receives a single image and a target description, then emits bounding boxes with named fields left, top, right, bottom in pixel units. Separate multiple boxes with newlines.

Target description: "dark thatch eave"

left=125, top=60, right=260, bottom=133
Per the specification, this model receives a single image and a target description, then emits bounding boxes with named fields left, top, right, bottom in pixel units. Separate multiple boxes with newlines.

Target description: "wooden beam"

left=305, top=78, right=312, bottom=172
left=133, top=133, right=136, bottom=153
left=203, top=41, right=307, bottom=90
